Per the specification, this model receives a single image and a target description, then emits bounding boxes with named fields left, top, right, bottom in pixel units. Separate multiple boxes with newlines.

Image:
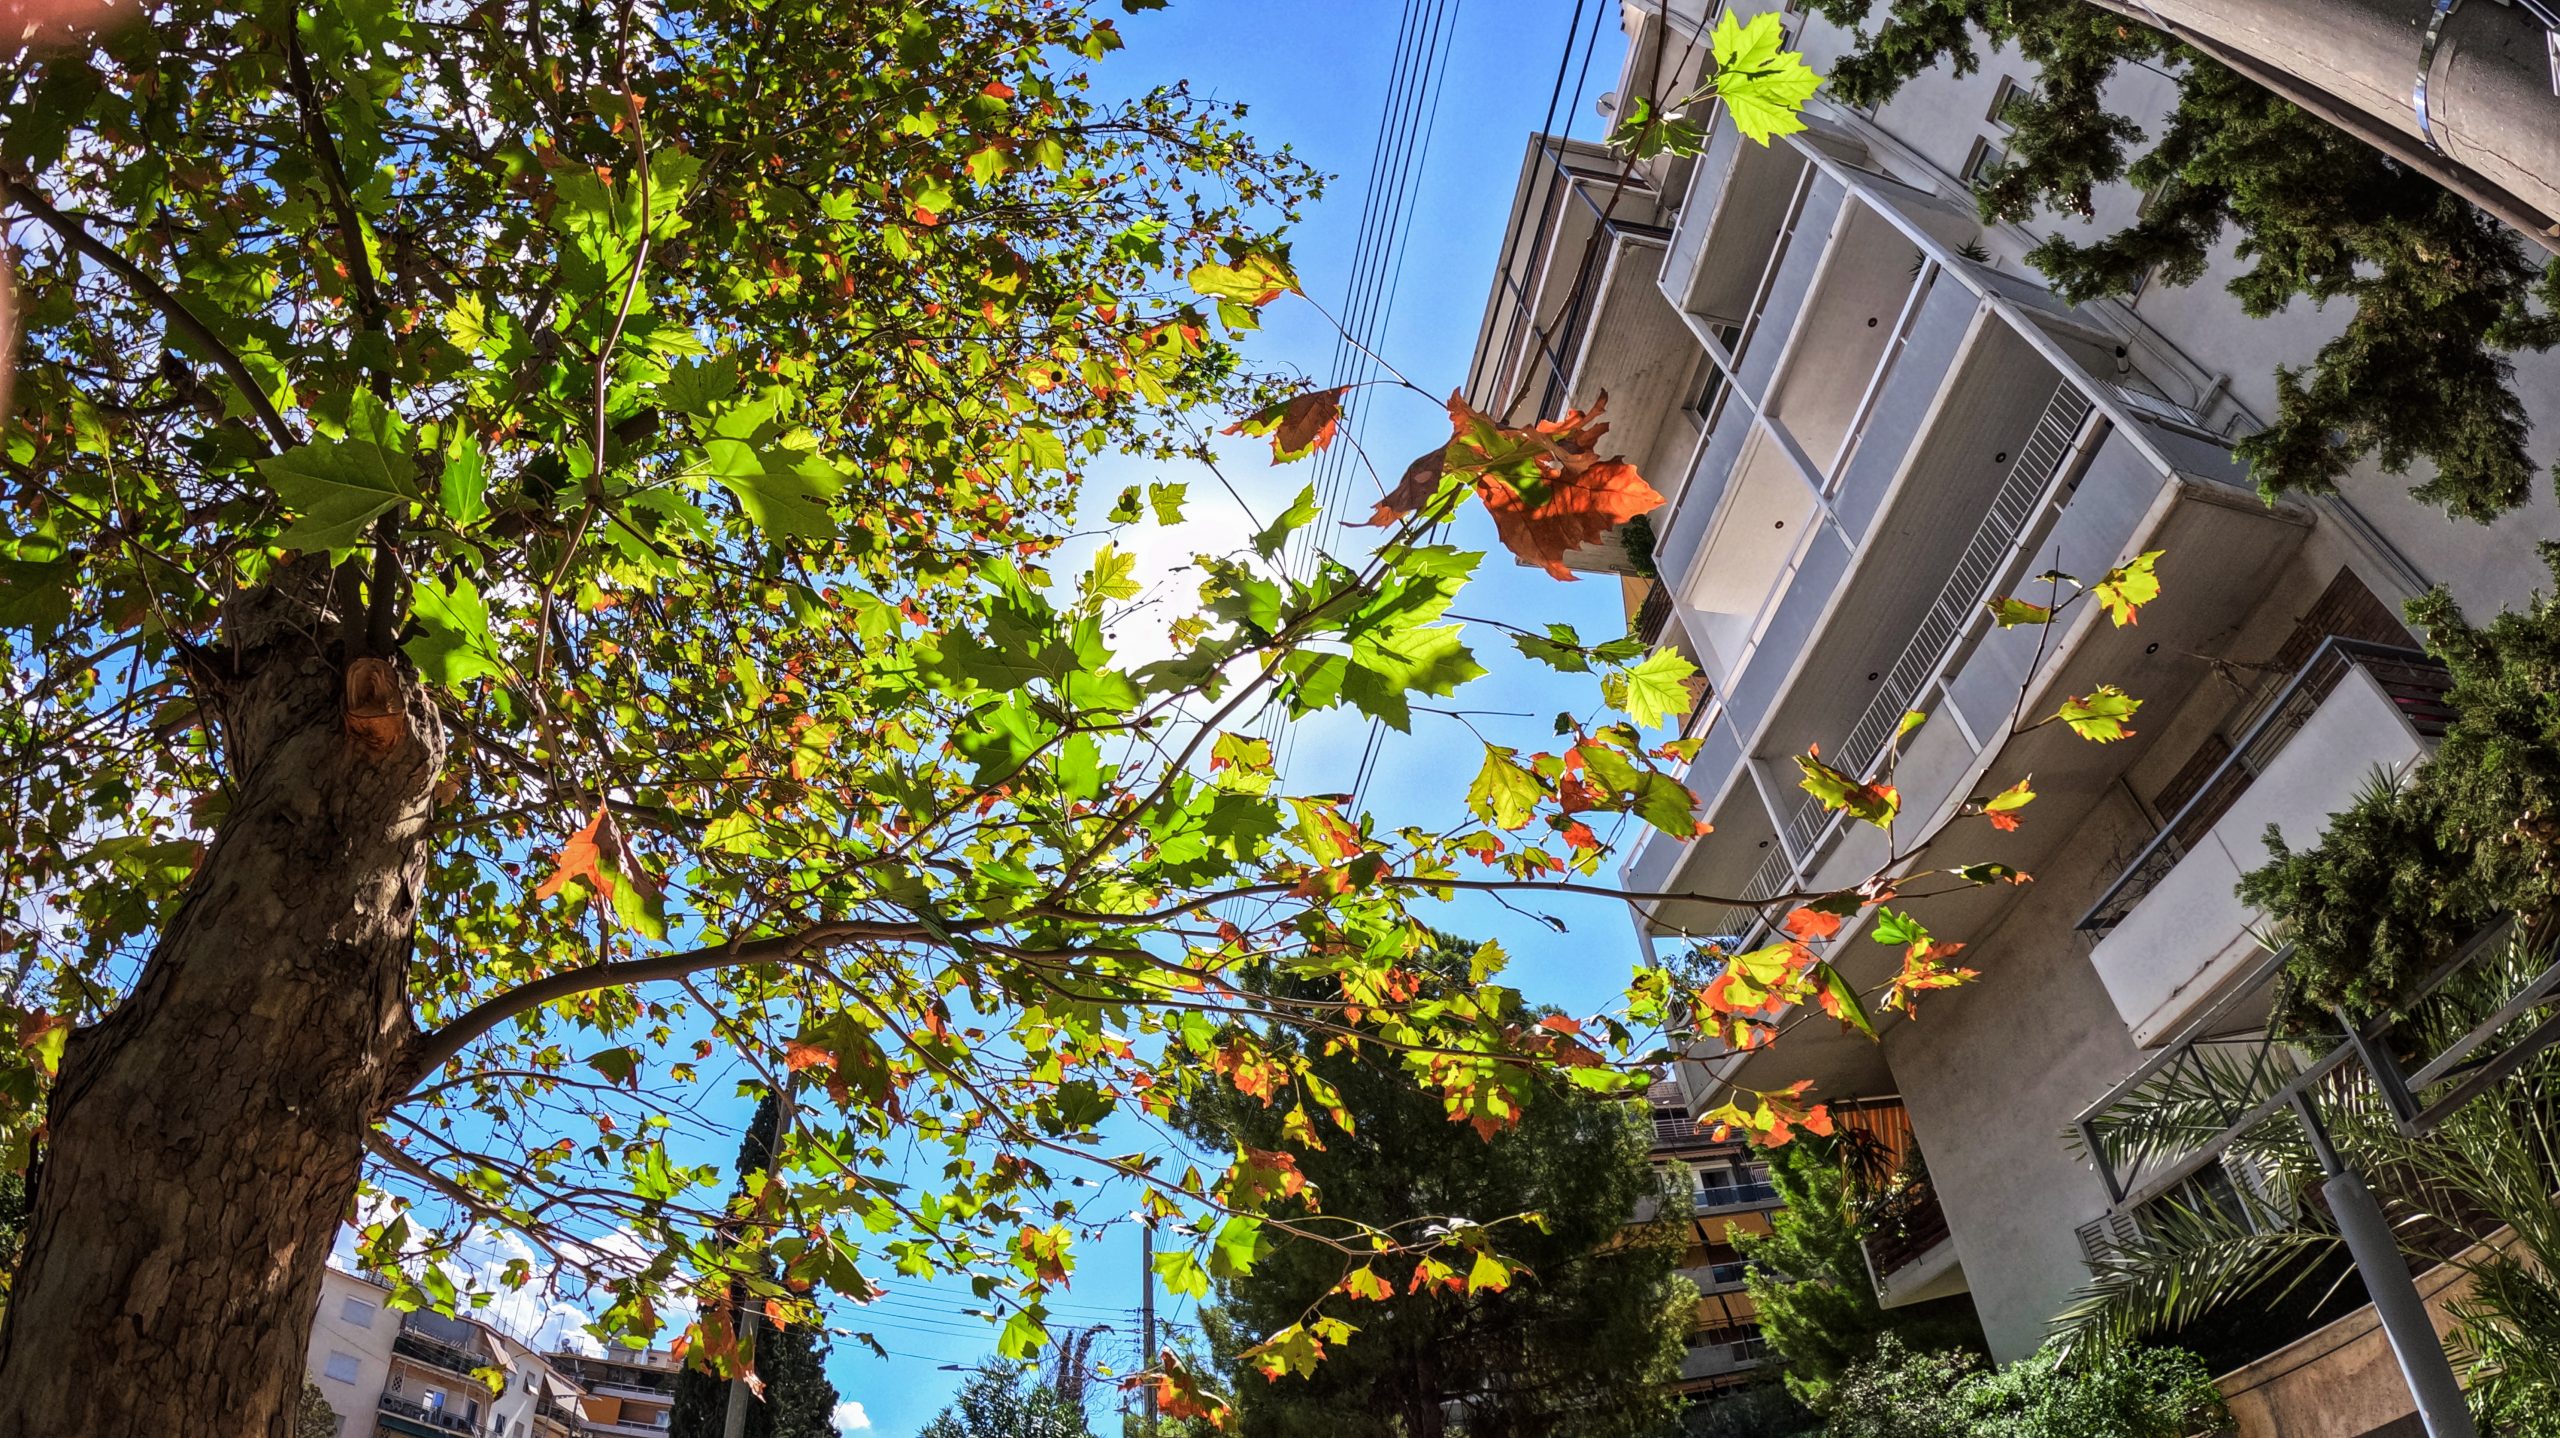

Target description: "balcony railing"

left=1860, top=1175, right=1952, bottom=1278
left=2072, top=915, right=2560, bottom=1211
left=1681, top=382, right=2101, bottom=950
left=393, top=1328, right=486, bottom=1379
left=380, top=1392, right=481, bottom=1437
left=1694, top=1179, right=1779, bottom=1212
left=2076, top=639, right=2452, bottom=941
left=1781, top=380, right=2096, bottom=864
left=1635, top=580, right=1674, bottom=646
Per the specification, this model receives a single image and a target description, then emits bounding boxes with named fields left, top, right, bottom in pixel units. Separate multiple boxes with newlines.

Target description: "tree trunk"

left=0, top=576, right=441, bottom=1437
left=2106, top=0, right=2560, bottom=240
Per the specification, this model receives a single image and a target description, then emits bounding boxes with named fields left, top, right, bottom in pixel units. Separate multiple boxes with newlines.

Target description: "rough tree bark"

left=0, top=571, right=443, bottom=1437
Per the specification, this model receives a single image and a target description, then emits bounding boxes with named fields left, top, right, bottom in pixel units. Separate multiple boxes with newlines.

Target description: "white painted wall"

left=305, top=1269, right=399, bottom=1438
left=2090, top=666, right=2431, bottom=1044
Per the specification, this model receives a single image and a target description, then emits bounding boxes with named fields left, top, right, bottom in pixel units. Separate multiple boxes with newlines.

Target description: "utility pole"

left=1139, top=1225, right=1159, bottom=1426
left=2080, top=0, right=2560, bottom=242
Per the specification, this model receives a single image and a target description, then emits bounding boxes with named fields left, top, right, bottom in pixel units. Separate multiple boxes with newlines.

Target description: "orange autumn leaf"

left=1783, top=906, right=1843, bottom=942
left=1363, top=392, right=1664, bottom=578
left=535, top=805, right=620, bottom=901
left=1479, top=454, right=1663, bottom=580
left=1226, top=386, right=1345, bottom=463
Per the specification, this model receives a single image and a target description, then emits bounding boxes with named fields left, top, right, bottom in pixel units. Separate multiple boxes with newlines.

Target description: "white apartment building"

left=303, top=1266, right=592, bottom=1438
left=1465, top=0, right=2560, bottom=1386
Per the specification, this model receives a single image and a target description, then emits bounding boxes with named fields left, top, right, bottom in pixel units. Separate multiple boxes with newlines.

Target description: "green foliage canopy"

left=1179, top=948, right=1691, bottom=1438
left=2244, top=547, right=2560, bottom=1015
left=1821, top=1335, right=2222, bottom=1438
left=0, top=0, right=1777, bottom=1395
left=919, top=1361, right=1096, bottom=1438
left=1735, top=1137, right=1982, bottom=1413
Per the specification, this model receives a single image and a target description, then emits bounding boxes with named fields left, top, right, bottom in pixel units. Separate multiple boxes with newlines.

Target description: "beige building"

left=302, top=1267, right=593, bottom=1438
left=1467, top=1, right=2560, bottom=1431
left=544, top=1346, right=681, bottom=1437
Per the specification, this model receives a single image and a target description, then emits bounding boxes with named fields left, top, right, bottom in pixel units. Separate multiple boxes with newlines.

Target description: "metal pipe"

left=2290, top=1094, right=2477, bottom=1438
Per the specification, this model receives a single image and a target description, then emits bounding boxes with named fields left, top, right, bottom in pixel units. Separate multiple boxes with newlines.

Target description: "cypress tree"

left=669, top=1094, right=842, bottom=1438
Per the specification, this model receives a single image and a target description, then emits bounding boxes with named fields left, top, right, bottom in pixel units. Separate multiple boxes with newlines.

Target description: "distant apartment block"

left=1468, top=0, right=2560, bottom=1420
left=544, top=1345, right=682, bottom=1437
left=301, top=1266, right=689, bottom=1438
left=1635, top=1079, right=1783, bottom=1398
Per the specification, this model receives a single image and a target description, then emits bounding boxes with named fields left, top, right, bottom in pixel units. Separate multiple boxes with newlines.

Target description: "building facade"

left=1470, top=0, right=2560, bottom=1387
left=544, top=1346, right=681, bottom=1438
left=301, top=1267, right=594, bottom=1438
left=1635, top=1079, right=1783, bottom=1402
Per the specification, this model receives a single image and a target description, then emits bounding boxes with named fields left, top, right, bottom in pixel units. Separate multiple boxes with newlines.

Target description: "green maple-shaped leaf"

left=1609, top=647, right=1698, bottom=730
left=1796, top=752, right=1898, bottom=827
left=258, top=436, right=421, bottom=551
left=1712, top=10, right=1821, bottom=145
left=406, top=574, right=506, bottom=690
left=1467, top=745, right=1542, bottom=831
left=1986, top=595, right=2055, bottom=628
left=2058, top=685, right=2141, bottom=742
left=2093, top=549, right=2164, bottom=627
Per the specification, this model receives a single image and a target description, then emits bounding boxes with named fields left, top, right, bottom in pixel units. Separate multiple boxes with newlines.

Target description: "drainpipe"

left=2288, top=1093, right=2476, bottom=1438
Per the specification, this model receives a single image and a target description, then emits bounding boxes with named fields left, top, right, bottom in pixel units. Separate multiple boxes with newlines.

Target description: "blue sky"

left=835, top=2, right=1643, bottom=1430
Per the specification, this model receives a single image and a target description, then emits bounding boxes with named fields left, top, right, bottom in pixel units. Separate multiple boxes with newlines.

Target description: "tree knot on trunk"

left=343, top=655, right=410, bottom=755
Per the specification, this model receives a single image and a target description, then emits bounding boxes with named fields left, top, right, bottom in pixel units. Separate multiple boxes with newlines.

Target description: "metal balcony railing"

left=1687, top=382, right=2099, bottom=952
left=1636, top=581, right=1674, bottom=646
left=2072, top=913, right=2560, bottom=1216
left=1694, top=1179, right=1779, bottom=1212
left=392, top=1328, right=485, bottom=1379
left=1779, top=380, right=2097, bottom=864
left=380, top=1392, right=481, bottom=1436
left=2075, top=638, right=2452, bottom=941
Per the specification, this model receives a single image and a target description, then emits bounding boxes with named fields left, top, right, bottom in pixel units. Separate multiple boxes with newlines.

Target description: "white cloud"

left=832, top=1400, right=873, bottom=1433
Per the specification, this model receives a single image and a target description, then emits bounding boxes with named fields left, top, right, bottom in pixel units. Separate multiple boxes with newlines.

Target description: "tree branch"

left=0, top=172, right=299, bottom=451
left=400, top=919, right=925, bottom=1088
left=283, top=14, right=392, bottom=368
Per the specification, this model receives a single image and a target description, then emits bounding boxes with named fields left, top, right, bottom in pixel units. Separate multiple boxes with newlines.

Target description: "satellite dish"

left=1595, top=90, right=1618, bottom=119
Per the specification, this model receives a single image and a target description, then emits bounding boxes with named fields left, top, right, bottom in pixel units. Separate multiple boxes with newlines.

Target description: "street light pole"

left=2288, top=1093, right=2476, bottom=1438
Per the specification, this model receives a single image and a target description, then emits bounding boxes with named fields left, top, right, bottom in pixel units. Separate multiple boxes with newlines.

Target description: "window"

left=1986, top=76, right=2029, bottom=130
left=2137, top=176, right=2187, bottom=220
left=1960, top=137, right=2008, bottom=192
left=323, top=1350, right=361, bottom=1384
left=1686, top=355, right=1730, bottom=427
left=340, top=1295, right=377, bottom=1329
left=423, top=1389, right=446, bottom=1413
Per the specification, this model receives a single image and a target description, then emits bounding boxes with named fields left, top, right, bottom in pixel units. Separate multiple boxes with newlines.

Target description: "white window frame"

left=1986, top=76, right=2029, bottom=130
left=1960, top=136, right=2008, bottom=192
